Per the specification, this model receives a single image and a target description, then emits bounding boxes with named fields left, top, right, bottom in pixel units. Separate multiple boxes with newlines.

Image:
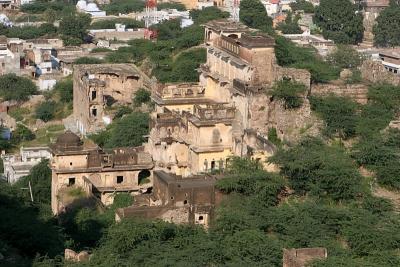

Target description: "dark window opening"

left=92, top=108, right=97, bottom=117
left=91, top=90, right=97, bottom=100
left=70, top=162, right=72, bottom=166
left=68, top=178, right=75, bottom=186
left=184, top=200, right=188, bottom=205
left=138, top=170, right=151, bottom=185
left=170, top=196, right=174, bottom=200
left=198, top=215, right=204, bottom=221
left=117, top=176, right=124, bottom=184
left=211, top=160, right=216, bottom=170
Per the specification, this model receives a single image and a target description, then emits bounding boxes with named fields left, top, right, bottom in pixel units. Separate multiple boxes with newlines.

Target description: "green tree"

left=74, top=57, right=104, bottom=64
left=326, top=45, right=365, bottom=69
left=277, top=11, right=303, bottom=34
left=314, top=0, right=364, bottom=44
left=133, top=88, right=151, bottom=106
left=310, top=95, right=358, bottom=139
left=43, top=8, right=57, bottom=23
left=190, top=6, right=230, bottom=24
left=270, top=79, right=307, bottom=109
left=14, top=160, right=52, bottom=204
left=54, top=77, right=73, bottom=103
left=373, top=4, right=400, bottom=47
left=12, top=124, right=35, bottom=144
left=290, top=0, right=315, bottom=13
left=240, top=0, right=273, bottom=32
left=59, top=12, right=91, bottom=46
left=35, top=101, right=56, bottom=122
left=0, top=74, right=38, bottom=101
left=270, top=138, right=363, bottom=200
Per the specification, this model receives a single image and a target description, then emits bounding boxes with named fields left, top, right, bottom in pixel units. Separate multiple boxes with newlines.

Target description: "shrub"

left=133, top=88, right=151, bottom=106
left=0, top=74, right=38, bottom=101
left=35, top=101, right=56, bottom=122
left=270, top=79, right=307, bottom=109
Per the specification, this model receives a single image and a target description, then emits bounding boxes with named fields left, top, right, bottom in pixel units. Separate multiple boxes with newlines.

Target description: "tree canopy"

left=239, top=0, right=273, bottom=32
left=59, top=12, right=91, bottom=46
left=373, top=4, right=400, bottom=47
left=270, top=79, right=307, bottom=109
left=290, top=0, right=315, bottom=13
left=314, top=0, right=364, bottom=44
left=0, top=74, right=38, bottom=101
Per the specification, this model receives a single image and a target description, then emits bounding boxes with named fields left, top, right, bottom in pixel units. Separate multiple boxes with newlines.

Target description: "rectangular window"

left=117, top=176, right=123, bottom=184
left=68, top=178, right=75, bottom=186
left=91, top=91, right=97, bottom=100
left=92, top=108, right=97, bottom=117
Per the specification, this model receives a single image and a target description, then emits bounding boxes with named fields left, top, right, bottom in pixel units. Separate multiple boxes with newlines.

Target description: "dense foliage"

left=277, top=11, right=303, bottom=34
left=54, top=77, right=73, bottom=103
left=133, top=88, right=151, bottom=106
left=0, top=23, right=57, bottom=39
left=190, top=6, right=229, bottom=24
left=314, top=0, right=364, bottom=44
left=270, top=79, right=307, bottom=109
left=90, top=112, right=149, bottom=148
left=326, top=45, right=365, bottom=69
left=373, top=3, right=400, bottom=47
left=103, top=0, right=145, bottom=15
left=59, top=12, right=91, bottom=46
left=158, top=2, right=186, bottom=11
left=290, top=0, right=315, bottom=13
left=271, top=138, right=363, bottom=200
left=239, top=0, right=273, bottom=32
left=0, top=74, right=38, bottom=101
left=12, top=124, right=35, bottom=144
left=274, top=36, right=340, bottom=83
left=310, top=95, right=358, bottom=139
left=35, top=101, right=56, bottom=122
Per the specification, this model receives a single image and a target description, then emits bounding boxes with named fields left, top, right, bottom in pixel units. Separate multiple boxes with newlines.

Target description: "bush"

left=74, top=57, right=104, bottom=64
left=12, top=124, right=35, bottom=144
left=270, top=79, right=307, bottom=109
left=35, top=101, right=56, bottom=122
left=133, top=88, right=151, bottom=106
left=103, top=0, right=145, bottom=15
left=290, top=0, right=315, bottom=13
left=0, top=74, right=38, bottom=101
left=54, top=78, right=73, bottom=103
left=310, top=95, right=358, bottom=139
left=270, top=138, right=363, bottom=200
left=190, top=6, right=230, bottom=25
left=326, top=45, right=365, bottom=69
left=158, top=2, right=186, bottom=10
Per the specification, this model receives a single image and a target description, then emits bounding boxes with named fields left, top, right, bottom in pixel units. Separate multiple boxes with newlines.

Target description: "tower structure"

left=144, top=0, right=158, bottom=39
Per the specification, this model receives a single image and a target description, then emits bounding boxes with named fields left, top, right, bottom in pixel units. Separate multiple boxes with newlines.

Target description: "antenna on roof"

left=232, top=0, right=240, bottom=22
left=144, top=0, right=158, bottom=40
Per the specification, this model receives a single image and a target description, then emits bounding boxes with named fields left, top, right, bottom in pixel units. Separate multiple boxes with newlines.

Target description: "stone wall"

left=275, top=67, right=311, bottom=89
left=311, top=83, right=369, bottom=104
left=361, top=60, right=400, bottom=86
left=248, top=92, right=320, bottom=142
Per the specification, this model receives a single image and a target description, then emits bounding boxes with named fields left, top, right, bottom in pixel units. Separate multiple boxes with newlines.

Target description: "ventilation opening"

left=117, top=176, right=124, bottom=184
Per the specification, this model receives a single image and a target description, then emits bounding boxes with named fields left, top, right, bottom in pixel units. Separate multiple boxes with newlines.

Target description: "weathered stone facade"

left=311, top=83, right=369, bottom=104
left=50, top=131, right=153, bottom=215
left=73, top=64, right=154, bottom=135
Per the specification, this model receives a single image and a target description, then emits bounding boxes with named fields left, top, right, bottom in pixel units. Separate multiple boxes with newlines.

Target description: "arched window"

left=138, top=170, right=151, bottom=185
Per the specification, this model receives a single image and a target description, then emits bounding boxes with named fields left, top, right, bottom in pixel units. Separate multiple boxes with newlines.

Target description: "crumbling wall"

left=275, top=67, right=311, bottom=88
left=249, top=93, right=320, bottom=142
left=361, top=60, right=400, bottom=86
left=311, top=83, right=369, bottom=104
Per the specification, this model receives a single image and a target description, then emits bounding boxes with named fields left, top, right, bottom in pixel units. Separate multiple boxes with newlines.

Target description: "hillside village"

left=1, top=0, right=400, bottom=266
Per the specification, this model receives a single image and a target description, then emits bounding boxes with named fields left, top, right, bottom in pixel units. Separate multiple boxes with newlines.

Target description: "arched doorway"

left=138, top=170, right=151, bottom=185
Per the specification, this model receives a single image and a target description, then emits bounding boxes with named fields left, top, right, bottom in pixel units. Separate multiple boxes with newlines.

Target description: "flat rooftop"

left=74, top=64, right=141, bottom=76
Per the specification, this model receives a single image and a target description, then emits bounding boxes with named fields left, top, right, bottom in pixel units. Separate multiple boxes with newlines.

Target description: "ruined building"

left=73, top=64, right=154, bottom=134
left=53, top=19, right=312, bottom=222
left=50, top=131, right=153, bottom=214
left=146, top=19, right=310, bottom=178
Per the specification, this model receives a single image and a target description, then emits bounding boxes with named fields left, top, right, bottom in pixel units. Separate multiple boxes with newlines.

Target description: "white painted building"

left=2, top=146, right=52, bottom=184
left=76, top=0, right=106, bottom=17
